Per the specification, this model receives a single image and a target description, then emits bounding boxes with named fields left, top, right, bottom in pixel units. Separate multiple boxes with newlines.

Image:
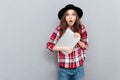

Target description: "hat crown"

left=65, top=4, right=75, bottom=8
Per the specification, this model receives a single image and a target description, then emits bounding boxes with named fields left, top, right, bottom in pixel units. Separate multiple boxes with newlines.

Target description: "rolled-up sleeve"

left=80, top=25, right=88, bottom=50
left=46, top=26, right=60, bottom=52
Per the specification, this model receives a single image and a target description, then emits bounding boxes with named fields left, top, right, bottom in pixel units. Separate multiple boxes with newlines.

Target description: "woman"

left=47, top=4, right=88, bottom=80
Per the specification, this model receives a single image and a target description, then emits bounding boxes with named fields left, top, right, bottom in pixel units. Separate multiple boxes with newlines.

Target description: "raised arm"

left=78, top=25, right=88, bottom=50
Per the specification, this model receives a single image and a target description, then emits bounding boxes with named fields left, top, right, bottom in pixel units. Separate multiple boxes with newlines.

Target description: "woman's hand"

left=62, top=47, right=73, bottom=53
left=78, top=41, right=87, bottom=48
left=74, top=33, right=86, bottom=48
left=73, top=33, right=87, bottom=49
left=73, top=32, right=80, bottom=38
left=53, top=46, right=73, bottom=53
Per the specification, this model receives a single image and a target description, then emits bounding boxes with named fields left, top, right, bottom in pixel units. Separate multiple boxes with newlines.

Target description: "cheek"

left=65, top=17, right=69, bottom=22
left=73, top=16, right=77, bottom=19
left=73, top=17, right=76, bottom=21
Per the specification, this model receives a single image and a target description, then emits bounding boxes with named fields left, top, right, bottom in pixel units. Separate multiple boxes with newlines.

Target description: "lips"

left=67, top=20, right=74, bottom=26
left=69, top=20, right=73, bottom=22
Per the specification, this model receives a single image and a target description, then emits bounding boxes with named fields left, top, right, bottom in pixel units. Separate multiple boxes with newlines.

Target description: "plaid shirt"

left=47, top=25, right=88, bottom=69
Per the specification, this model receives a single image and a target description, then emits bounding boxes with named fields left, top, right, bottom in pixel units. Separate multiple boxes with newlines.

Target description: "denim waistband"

left=59, top=65, right=83, bottom=70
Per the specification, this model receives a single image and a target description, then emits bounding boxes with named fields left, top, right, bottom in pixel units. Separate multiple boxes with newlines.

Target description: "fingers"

left=63, top=47, right=73, bottom=53
left=74, top=33, right=80, bottom=38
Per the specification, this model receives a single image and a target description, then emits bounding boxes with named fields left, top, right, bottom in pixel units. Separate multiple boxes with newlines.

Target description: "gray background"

left=0, top=0, right=120, bottom=80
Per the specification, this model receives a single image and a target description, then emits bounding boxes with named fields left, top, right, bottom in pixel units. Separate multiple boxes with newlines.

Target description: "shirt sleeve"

left=46, top=26, right=60, bottom=52
left=80, top=25, right=88, bottom=50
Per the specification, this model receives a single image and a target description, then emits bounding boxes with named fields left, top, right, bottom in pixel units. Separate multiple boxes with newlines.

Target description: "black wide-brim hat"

left=58, top=4, right=83, bottom=20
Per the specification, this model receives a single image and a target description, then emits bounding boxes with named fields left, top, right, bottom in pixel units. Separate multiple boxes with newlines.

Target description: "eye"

left=66, top=13, right=69, bottom=16
left=72, top=13, right=75, bottom=16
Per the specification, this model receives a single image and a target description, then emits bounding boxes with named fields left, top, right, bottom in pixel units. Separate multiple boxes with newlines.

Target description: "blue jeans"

left=58, top=65, right=84, bottom=80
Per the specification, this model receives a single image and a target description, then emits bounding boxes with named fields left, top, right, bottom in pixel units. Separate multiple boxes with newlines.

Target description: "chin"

left=69, top=24, right=74, bottom=27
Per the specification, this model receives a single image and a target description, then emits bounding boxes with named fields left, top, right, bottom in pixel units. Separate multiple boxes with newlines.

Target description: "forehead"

left=66, top=9, right=76, bottom=13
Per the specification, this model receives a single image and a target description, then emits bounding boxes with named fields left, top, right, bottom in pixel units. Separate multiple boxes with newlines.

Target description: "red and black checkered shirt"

left=47, top=25, right=88, bottom=69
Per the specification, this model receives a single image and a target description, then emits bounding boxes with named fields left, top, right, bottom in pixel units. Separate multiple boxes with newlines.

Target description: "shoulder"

left=81, top=24, right=86, bottom=29
left=79, top=24, right=87, bottom=33
left=56, top=26, right=61, bottom=31
left=78, top=24, right=86, bottom=31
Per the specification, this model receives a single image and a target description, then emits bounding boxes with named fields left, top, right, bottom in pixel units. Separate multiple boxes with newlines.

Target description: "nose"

left=69, top=15, right=72, bottom=19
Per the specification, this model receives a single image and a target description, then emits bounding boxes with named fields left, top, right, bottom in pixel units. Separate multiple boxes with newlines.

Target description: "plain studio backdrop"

left=0, top=0, right=120, bottom=80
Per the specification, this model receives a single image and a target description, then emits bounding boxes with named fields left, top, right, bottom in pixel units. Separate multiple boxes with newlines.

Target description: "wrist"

left=54, top=46, right=65, bottom=51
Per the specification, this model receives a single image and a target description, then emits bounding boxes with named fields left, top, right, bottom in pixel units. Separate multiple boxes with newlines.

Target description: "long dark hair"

left=59, top=10, right=82, bottom=38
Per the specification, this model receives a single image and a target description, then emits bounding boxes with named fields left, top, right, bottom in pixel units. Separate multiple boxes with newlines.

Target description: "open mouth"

left=69, top=20, right=73, bottom=23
